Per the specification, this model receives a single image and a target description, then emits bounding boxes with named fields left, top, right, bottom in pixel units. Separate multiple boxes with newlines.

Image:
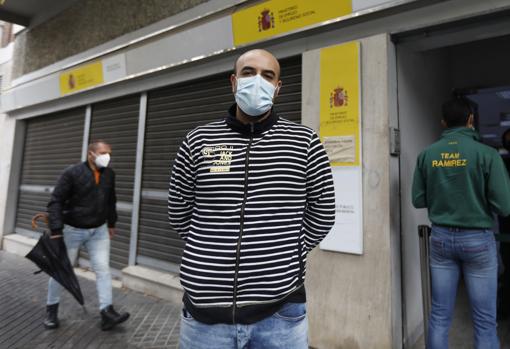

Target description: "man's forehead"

left=236, top=50, right=280, bottom=73
left=96, top=143, right=111, bottom=152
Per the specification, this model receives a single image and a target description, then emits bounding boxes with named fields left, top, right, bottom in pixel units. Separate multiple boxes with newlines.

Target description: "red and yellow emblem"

left=258, top=9, right=275, bottom=32
left=330, top=87, right=348, bottom=108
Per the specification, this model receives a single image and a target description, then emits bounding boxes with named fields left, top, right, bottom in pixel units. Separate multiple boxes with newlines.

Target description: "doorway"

left=395, top=30, right=510, bottom=348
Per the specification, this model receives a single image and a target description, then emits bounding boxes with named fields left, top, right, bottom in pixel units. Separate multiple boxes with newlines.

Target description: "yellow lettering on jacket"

left=432, top=154, right=468, bottom=168
left=440, top=152, right=460, bottom=159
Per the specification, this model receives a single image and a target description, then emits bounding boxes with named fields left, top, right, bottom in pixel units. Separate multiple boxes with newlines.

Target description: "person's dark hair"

left=88, top=140, right=110, bottom=153
left=502, top=129, right=510, bottom=149
left=442, top=98, right=476, bottom=128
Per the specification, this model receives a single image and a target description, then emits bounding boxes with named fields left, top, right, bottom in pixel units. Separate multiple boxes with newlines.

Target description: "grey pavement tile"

left=0, top=251, right=181, bottom=349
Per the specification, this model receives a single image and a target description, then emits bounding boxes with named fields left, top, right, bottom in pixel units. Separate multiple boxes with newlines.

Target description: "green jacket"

left=412, top=127, right=510, bottom=228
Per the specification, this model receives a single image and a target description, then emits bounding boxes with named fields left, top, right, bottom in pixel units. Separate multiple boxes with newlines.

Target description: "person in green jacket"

left=412, top=97, right=510, bottom=349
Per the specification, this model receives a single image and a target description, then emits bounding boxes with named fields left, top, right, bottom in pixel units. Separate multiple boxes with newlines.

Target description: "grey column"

left=129, top=93, right=147, bottom=266
left=81, top=105, right=92, bottom=161
left=3, top=120, right=26, bottom=235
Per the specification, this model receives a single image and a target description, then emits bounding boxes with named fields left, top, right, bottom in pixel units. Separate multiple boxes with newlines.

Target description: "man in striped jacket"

left=168, top=49, right=336, bottom=349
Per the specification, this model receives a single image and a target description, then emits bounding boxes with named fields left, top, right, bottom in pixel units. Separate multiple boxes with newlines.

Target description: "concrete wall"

left=388, top=39, right=403, bottom=349
left=303, top=34, right=395, bottom=349
left=0, top=114, right=16, bottom=242
left=12, top=0, right=208, bottom=78
left=397, top=46, right=451, bottom=346
left=0, top=117, right=24, bottom=240
left=0, top=59, right=16, bottom=243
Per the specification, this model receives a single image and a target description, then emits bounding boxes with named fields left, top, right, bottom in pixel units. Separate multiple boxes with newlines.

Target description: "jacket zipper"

left=232, top=123, right=254, bottom=324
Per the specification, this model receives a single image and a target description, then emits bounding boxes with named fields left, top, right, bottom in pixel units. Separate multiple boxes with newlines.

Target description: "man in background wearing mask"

left=168, top=49, right=336, bottom=348
left=44, top=140, right=129, bottom=331
left=412, top=98, right=510, bottom=348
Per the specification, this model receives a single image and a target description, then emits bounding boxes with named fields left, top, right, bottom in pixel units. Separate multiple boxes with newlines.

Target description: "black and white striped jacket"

left=168, top=105, right=336, bottom=324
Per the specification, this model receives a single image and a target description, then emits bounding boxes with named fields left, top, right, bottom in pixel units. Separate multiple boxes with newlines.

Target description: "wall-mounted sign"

left=319, top=41, right=361, bottom=167
left=319, top=41, right=363, bottom=255
left=232, top=0, right=352, bottom=46
left=59, top=61, right=104, bottom=95
left=59, top=54, right=126, bottom=96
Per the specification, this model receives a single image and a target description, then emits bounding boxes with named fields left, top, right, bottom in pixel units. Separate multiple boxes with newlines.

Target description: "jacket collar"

left=84, top=161, right=105, bottom=173
left=225, top=103, right=279, bottom=135
left=442, top=127, right=481, bottom=141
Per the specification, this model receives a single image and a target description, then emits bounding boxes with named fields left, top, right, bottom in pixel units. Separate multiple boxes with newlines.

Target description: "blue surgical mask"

left=234, top=75, right=277, bottom=117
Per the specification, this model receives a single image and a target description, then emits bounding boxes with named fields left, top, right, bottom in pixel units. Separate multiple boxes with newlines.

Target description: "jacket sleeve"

left=168, top=136, right=195, bottom=241
left=412, top=153, right=427, bottom=208
left=302, top=132, right=336, bottom=252
left=47, top=167, right=73, bottom=234
left=487, top=153, right=510, bottom=217
left=107, top=170, right=118, bottom=228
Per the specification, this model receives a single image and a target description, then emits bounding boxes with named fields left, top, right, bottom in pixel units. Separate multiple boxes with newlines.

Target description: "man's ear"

left=230, top=74, right=237, bottom=94
left=275, top=80, right=282, bottom=96
left=467, top=114, right=475, bottom=128
left=441, top=119, right=448, bottom=128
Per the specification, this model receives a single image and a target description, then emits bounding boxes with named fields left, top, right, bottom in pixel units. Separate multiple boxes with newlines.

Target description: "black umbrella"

left=26, top=231, right=84, bottom=305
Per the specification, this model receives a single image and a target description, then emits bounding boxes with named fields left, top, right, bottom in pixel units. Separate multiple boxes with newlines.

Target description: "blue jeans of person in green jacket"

left=428, top=225, right=499, bottom=349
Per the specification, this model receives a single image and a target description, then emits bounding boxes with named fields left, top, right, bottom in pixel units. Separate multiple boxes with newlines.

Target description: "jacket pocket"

left=181, top=307, right=194, bottom=321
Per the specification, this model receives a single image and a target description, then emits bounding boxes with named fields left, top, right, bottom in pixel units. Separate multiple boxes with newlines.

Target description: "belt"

left=432, top=224, right=491, bottom=232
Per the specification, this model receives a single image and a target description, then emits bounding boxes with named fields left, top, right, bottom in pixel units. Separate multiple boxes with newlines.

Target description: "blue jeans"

left=428, top=225, right=499, bottom=349
left=179, top=302, right=308, bottom=349
left=47, top=224, right=112, bottom=310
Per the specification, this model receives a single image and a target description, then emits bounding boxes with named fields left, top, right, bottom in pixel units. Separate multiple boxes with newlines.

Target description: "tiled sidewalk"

left=0, top=251, right=181, bottom=349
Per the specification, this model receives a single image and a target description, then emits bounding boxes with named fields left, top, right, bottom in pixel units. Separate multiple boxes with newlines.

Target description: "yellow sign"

left=232, top=0, right=352, bottom=46
left=60, top=61, right=104, bottom=95
left=320, top=41, right=360, bottom=167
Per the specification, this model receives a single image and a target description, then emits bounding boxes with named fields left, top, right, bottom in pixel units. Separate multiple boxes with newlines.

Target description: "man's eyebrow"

left=239, top=66, right=277, bottom=78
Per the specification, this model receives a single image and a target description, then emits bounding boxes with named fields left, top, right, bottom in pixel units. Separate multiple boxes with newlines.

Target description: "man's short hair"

left=442, top=98, right=476, bottom=128
left=88, top=140, right=110, bottom=153
left=502, top=128, right=510, bottom=147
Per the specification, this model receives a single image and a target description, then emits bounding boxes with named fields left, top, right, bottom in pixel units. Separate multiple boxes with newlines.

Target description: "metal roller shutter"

left=138, top=55, right=302, bottom=270
left=87, top=95, right=140, bottom=270
left=15, top=108, right=85, bottom=237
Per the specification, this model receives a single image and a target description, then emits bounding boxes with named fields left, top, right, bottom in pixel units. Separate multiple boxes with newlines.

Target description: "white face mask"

left=234, top=75, right=277, bottom=117
left=94, top=153, right=111, bottom=168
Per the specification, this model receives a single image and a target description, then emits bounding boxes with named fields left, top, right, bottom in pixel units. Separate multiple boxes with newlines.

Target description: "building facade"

left=2, top=0, right=510, bottom=347
left=0, top=20, right=23, bottom=254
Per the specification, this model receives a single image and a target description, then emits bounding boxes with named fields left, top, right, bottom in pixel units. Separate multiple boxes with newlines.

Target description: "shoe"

left=43, top=303, right=59, bottom=329
left=100, top=305, right=130, bottom=331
